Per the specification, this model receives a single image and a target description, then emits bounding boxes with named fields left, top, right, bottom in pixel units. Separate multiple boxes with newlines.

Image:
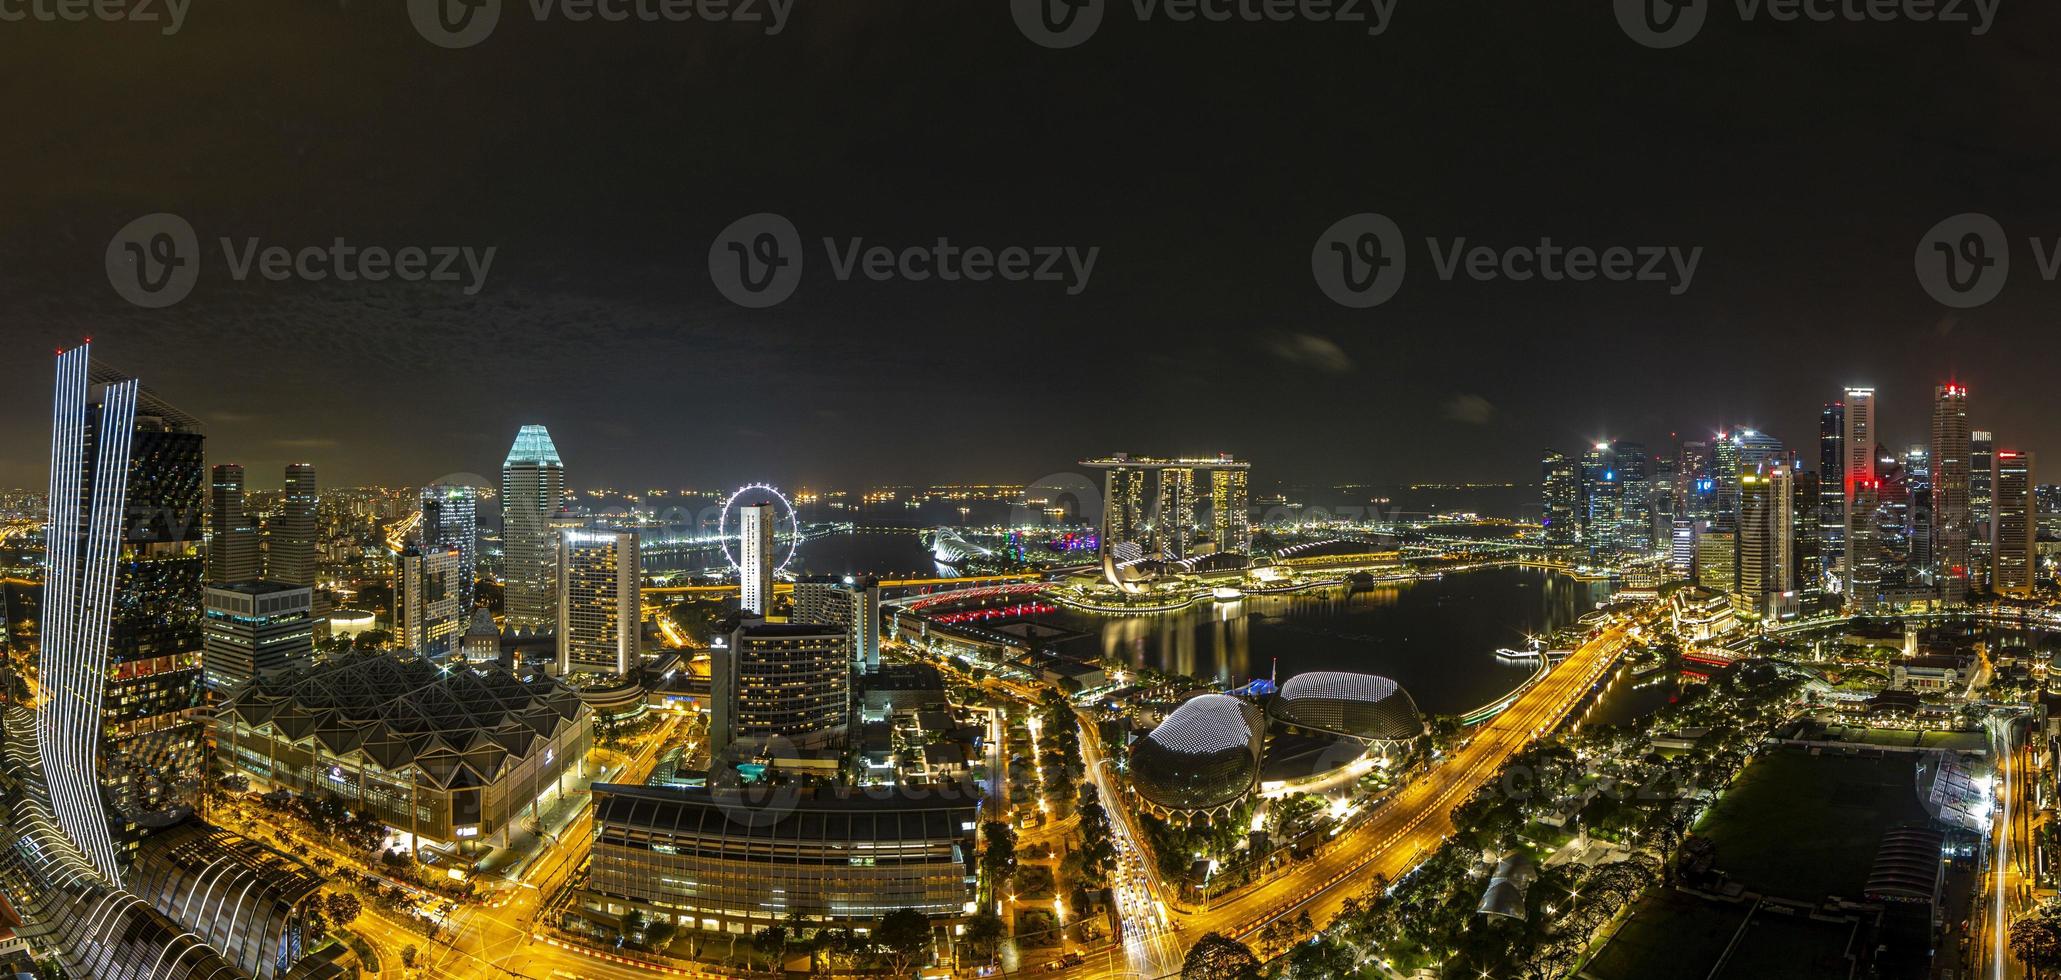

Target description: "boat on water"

left=1212, top=586, right=1245, bottom=602
left=1494, top=647, right=1543, bottom=661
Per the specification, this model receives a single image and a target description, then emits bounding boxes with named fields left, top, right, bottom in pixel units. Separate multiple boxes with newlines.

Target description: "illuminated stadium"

left=1128, top=694, right=1265, bottom=822
left=1268, top=671, right=1425, bottom=743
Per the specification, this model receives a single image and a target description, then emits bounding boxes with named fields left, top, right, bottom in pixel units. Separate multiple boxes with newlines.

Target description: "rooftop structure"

left=1128, top=694, right=1264, bottom=821
left=1268, top=671, right=1424, bottom=743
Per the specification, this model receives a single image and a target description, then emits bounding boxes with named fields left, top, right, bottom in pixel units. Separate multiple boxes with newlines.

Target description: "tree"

left=1182, top=931, right=1261, bottom=980
left=874, top=909, right=932, bottom=977
left=2012, top=912, right=2061, bottom=973
left=752, top=925, right=789, bottom=964
left=965, top=910, right=1006, bottom=966
left=399, top=945, right=419, bottom=968
left=326, top=892, right=361, bottom=927
left=981, top=821, right=1018, bottom=899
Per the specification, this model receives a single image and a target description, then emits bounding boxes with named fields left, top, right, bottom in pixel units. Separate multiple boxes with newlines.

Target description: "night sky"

left=3, top=0, right=2059, bottom=491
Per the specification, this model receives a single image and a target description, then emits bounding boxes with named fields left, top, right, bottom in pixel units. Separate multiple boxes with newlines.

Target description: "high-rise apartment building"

left=420, top=484, right=479, bottom=612
left=738, top=502, right=776, bottom=617
left=792, top=575, right=883, bottom=672
left=40, top=343, right=208, bottom=879
left=269, top=463, right=319, bottom=588
left=395, top=545, right=463, bottom=660
left=208, top=463, right=261, bottom=583
left=202, top=582, right=314, bottom=695
left=501, top=425, right=566, bottom=632
left=559, top=529, right=640, bottom=677
left=1929, top=385, right=1972, bottom=593
left=1993, top=450, right=2036, bottom=596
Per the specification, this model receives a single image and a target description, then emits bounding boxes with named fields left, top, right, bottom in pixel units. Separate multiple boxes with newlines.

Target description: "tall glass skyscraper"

left=420, top=484, right=479, bottom=612
left=1540, top=451, right=1579, bottom=548
left=1930, top=384, right=1972, bottom=592
left=1817, top=401, right=1845, bottom=583
left=500, top=425, right=565, bottom=631
left=207, top=463, right=261, bottom=583
left=40, top=343, right=208, bottom=880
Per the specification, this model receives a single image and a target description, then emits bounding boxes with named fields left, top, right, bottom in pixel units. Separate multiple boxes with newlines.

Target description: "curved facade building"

left=1269, top=671, right=1424, bottom=743
left=1129, top=694, right=1263, bottom=820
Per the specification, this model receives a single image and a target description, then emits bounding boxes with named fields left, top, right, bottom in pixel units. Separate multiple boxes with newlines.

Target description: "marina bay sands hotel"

left=1080, top=454, right=1252, bottom=562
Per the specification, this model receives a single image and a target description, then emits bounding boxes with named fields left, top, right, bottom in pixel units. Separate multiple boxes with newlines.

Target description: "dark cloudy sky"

left=3, top=0, right=2059, bottom=491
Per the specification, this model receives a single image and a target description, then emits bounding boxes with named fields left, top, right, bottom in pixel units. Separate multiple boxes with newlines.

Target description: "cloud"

left=1268, top=333, right=1355, bottom=375
left=271, top=437, right=340, bottom=449
left=1443, top=394, right=1495, bottom=425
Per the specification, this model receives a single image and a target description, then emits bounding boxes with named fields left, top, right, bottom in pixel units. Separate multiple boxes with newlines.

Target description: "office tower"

left=1792, top=470, right=1822, bottom=592
left=202, top=582, right=314, bottom=695
left=710, top=619, right=850, bottom=758
left=1154, top=466, right=1197, bottom=559
left=1738, top=467, right=1794, bottom=610
left=1541, top=451, right=1579, bottom=548
left=40, top=343, right=208, bottom=879
left=1929, top=386, right=1971, bottom=591
left=1818, top=402, right=1846, bottom=582
left=1732, top=429, right=1785, bottom=474
left=559, top=529, right=640, bottom=676
left=1971, top=429, right=1995, bottom=578
left=462, top=607, right=503, bottom=664
left=207, top=463, right=261, bottom=583
left=420, top=484, right=479, bottom=611
left=1612, top=441, right=1653, bottom=555
left=396, top=545, right=463, bottom=660
left=1209, top=465, right=1251, bottom=553
left=1901, top=446, right=1933, bottom=578
left=1841, top=388, right=1876, bottom=595
left=1846, top=480, right=1882, bottom=612
left=1696, top=528, right=1736, bottom=593
left=1101, top=460, right=1148, bottom=552
left=1712, top=434, right=1742, bottom=525
left=502, top=424, right=566, bottom=631
left=270, top=463, right=319, bottom=588
left=738, top=502, right=776, bottom=616
left=1670, top=520, right=1697, bottom=576
left=1580, top=442, right=1620, bottom=557
left=1993, top=450, right=2036, bottom=596
left=1675, top=440, right=1714, bottom=522
left=792, top=575, right=883, bottom=671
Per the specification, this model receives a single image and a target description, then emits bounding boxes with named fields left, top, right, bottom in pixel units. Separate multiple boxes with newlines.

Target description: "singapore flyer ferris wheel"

left=718, top=483, right=801, bottom=574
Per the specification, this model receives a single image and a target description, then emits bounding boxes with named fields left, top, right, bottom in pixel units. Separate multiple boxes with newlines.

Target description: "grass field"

left=1694, top=748, right=1934, bottom=902
left=1582, top=891, right=1748, bottom=980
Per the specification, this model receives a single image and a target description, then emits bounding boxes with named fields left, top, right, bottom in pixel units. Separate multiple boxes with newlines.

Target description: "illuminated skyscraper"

left=739, top=502, right=776, bottom=617
left=1580, top=442, right=1620, bottom=557
left=711, top=619, right=850, bottom=758
left=1612, top=441, right=1652, bottom=555
left=1100, top=459, right=1148, bottom=552
left=1847, top=479, right=1882, bottom=612
left=1971, top=429, right=1994, bottom=579
left=1541, top=451, right=1579, bottom=548
left=501, top=424, right=565, bottom=631
left=1993, top=450, right=2036, bottom=596
left=1738, top=467, right=1794, bottom=611
left=1818, top=401, right=1845, bottom=581
left=1929, top=385, right=1971, bottom=593
left=420, top=484, right=479, bottom=612
left=1154, top=466, right=1197, bottom=559
left=270, top=463, right=319, bottom=588
left=396, top=544, right=464, bottom=660
left=1841, top=387, right=1876, bottom=603
left=1210, top=466, right=1251, bottom=553
left=208, top=463, right=261, bottom=584
left=559, top=529, right=641, bottom=676
left=203, top=581, right=314, bottom=695
left=39, top=343, right=208, bottom=880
